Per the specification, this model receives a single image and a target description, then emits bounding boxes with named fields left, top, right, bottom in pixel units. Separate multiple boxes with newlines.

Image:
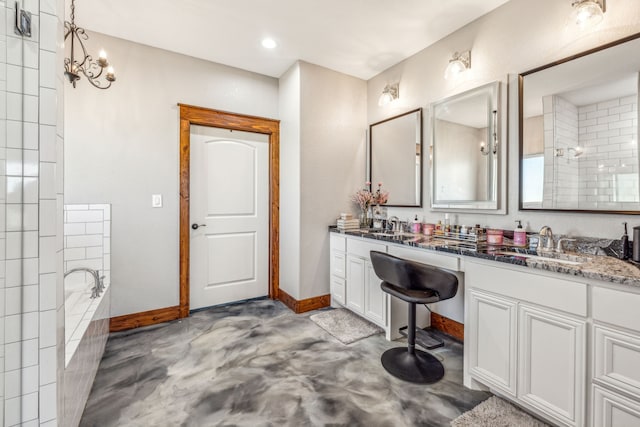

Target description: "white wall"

left=65, top=33, right=279, bottom=317
left=279, top=61, right=367, bottom=300
left=368, top=0, right=640, bottom=238
left=299, top=61, right=367, bottom=300
left=278, top=63, right=302, bottom=299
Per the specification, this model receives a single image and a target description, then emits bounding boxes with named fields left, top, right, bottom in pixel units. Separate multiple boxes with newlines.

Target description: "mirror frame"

left=430, top=81, right=505, bottom=213
left=518, top=32, right=640, bottom=214
left=369, top=108, right=423, bottom=207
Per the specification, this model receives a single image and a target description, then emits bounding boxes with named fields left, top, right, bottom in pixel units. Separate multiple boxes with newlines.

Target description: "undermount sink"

left=497, top=251, right=591, bottom=266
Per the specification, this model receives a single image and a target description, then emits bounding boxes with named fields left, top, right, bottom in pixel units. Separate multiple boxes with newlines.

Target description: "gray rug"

left=309, top=308, right=383, bottom=344
left=451, top=396, right=550, bottom=426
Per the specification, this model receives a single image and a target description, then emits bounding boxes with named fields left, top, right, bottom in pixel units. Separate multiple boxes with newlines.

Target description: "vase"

left=359, top=207, right=370, bottom=228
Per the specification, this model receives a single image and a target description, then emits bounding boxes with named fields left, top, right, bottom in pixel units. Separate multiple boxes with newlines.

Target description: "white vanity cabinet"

left=329, top=234, right=388, bottom=329
left=591, top=287, right=640, bottom=427
left=464, top=260, right=587, bottom=427
left=329, top=234, right=347, bottom=306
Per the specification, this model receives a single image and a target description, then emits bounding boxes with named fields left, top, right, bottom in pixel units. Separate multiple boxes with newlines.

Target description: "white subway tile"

left=609, top=119, right=633, bottom=130
left=40, top=273, right=56, bottom=311
left=64, top=204, right=89, bottom=211
left=23, top=122, right=40, bottom=151
left=24, top=94, right=38, bottom=123
left=39, top=236, right=56, bottom=274
left=24, top=204, right=38, bottom=231
left=6, top=204, right=21, bottom=232
left=40, top=87, right=56, bottom=126
left=86, top=246, right=103, bottom=259
left=24, top=230, right=38, bottom=258
left=6, top=148, right=22, bottom=175
left=24, top=258, right=38, bottom=286
left=39, top=346, right=56, bottom=386
left=39, top=11, right=56, bottom=51
left=598, top=99, right=620, bottom=110
left=5, top=339, right=38, bottom=371
left=21, top=391, right=40, bottom=422
left=65, top=258, right=102, bottom=272
left=40, top=199, right=56, bottom=236
left=24, top=177, right=38, bottom=203
left=6, top=64, right=22, bottom=93
left=66, top=234, right=102, bottom=248
left=40, top=124, right=56, bottom=162
left=67, top=210, right=103, bottom=223
left=40, top=162, right=56, bottom=199
left=39, top=309, right=56, bottom=348
left=40, top=382, right=57, bottom=421
left=5, top=259, right=20, bottom=287
left=40, top=0, right=57, bottom=15
left=63, top=223, right=85, bottom=236
left=86, top=222, right=103, bottom=235
left=6, top=231, right=21, bottom=259
left=23, top=149, right=38, bottom=177
left=40, top=49, right=56, bottom=89
left=5, top=312, right=39, bottom=342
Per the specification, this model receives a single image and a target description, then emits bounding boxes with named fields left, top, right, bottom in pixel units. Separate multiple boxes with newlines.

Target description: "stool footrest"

left=399, top=326, right=444, bottom=350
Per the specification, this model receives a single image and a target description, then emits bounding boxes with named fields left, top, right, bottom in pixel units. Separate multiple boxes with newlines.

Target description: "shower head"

left=568, top=147, right=583, bottom=158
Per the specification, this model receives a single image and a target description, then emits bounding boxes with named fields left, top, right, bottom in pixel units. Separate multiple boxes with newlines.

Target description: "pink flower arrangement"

left=351, top=182, right=389, bottom=211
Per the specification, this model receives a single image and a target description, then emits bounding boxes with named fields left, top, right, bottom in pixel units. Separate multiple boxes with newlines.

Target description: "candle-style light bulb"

left=106, top=66, right=116, bottom=82
left=98, top=49, right=109, bottom=67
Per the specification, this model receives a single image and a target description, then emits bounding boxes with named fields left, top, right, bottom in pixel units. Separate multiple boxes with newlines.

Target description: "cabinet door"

left=364, top=260, right=387, bottom=327
left=330, top=250, right=346, bottom=279
left=593, top=385, right=640, bottom=427
left=346, top=255, right=365, bottom=314
left=330, top=276, right=346, bottom=306
left=468, top=289, right=518, bottom=396
left=594, top=324, right=640, bottom=399
left=518, top=304, right=586, bottom=427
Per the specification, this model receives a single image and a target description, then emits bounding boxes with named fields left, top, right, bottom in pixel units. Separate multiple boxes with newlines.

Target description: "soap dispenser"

left=514, top=220, right=527, bottom=247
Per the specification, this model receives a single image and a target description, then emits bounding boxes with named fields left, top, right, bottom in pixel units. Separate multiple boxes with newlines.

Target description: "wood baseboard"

left=109, top=305, right=181, bottom=332
left=277, top=289, right=330, bottom=314
left=430, top=312, right=464, bottom=341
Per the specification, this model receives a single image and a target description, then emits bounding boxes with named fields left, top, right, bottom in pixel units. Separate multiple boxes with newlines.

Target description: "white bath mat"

left=451, top=396, right=550, bottom=427
left=309, top=308, right=383, bottom=345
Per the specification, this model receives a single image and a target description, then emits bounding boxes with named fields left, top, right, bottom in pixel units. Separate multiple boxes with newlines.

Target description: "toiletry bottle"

left=634, top=226, right=640, bottom=262
left=412, top=215, right=421, bottom=233
left=621, top=222, right=630, bottom=260
left=514, top=220, right=527, bottom=247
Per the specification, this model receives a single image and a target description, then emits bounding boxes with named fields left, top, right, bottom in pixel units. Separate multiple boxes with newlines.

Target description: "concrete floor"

left=80, top=299, right=489, bottom=426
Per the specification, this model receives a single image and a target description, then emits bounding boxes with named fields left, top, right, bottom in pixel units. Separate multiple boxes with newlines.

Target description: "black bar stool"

left=370, top=251, right=458, bottom=384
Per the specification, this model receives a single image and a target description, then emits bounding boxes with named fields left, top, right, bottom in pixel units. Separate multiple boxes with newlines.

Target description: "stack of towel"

left=336, top=213, right=359, bottom=231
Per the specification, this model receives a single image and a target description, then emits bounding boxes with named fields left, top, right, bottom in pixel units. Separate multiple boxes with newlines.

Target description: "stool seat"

left=380, top=282, right=439, bottom=304
left=370, top=250, right=458, bottom=384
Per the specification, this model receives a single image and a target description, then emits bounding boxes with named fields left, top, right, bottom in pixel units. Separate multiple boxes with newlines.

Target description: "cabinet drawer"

left=594, top=324, right=640, bottom=399
left=593, top=287, right=640, bottom=332
left=330, top=234, right=346, bottom=252
left=388, top=245, right=460, bottom=271
left=593, top=385, right=640, bottom=427
left=465, top=261, right=587, bottom=317
left=347, top=238, right=386, bottom=259
left=331, top=277, right=346, bottom=306
left=330, top=251, right=346, bottom=279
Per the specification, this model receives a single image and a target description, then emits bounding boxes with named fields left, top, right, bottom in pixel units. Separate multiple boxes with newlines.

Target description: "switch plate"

left=152, top=194, right=162, bottom=208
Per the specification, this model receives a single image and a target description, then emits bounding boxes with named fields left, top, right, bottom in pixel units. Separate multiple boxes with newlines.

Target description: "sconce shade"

left=444, top=51, right=471, bottom=79
left=572, top=0, right=605, bottom=28
left=378, top=83, right=399, bottom=106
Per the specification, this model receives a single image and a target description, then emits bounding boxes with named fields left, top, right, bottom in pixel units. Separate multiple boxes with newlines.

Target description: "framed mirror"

left=370, top=108, right=422, bottom=207
left=519, top=33, right=640, bottom=213
left=431, top=81, right=503, bottom=211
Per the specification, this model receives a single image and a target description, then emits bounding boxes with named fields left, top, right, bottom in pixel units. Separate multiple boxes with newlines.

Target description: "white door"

left=190, top=125, right=269, bottom=310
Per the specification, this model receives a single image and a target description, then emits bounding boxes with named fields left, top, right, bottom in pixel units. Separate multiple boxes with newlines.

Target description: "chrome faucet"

left=387, top=216, right=400, bottom=232
left=537, top=226, right=554, bottom=252
left=64, top=267, right=104, bottom=298
left=556, top=237, right=576, bottom=254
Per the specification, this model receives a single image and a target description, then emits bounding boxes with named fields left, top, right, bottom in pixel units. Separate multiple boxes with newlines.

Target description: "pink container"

left=486, top=229, right=504, bottom=245
left=422, top=223, right=435, bottom=235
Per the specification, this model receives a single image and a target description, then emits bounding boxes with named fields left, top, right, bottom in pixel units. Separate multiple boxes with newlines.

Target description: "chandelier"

left=64, top=0, right=115, bottom=89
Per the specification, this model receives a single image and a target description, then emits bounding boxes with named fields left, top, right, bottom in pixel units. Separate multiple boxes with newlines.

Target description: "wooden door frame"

left=178, top=104, right=280, bottom=318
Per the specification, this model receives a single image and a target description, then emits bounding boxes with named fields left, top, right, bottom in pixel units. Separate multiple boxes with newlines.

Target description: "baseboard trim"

left=431, top=312, right=464, bottom=341
left=277, top=289, right=330, bottom=314
left=109, top=305, right=181, bottom=332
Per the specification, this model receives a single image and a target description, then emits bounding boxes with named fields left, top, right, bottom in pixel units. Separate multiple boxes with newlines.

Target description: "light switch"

left=152, top=194, right=163, bottom=208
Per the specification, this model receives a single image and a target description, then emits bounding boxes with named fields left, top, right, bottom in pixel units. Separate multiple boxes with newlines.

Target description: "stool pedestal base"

left=381, top=347, right=445, bottom=384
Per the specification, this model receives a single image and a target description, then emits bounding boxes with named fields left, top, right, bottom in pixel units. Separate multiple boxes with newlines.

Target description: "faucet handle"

left=556, top=238, right=576, bottom=253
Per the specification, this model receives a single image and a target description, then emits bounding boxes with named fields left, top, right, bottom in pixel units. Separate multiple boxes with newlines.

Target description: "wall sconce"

left=64, top=0, right=116, bottom=89
left=571, top=0, right=606, bottom=29
left=480, top=110, right=498, bottom=156
left=555, top=146, right=584, bottom=158
left=444, top=51, right=471, bottom=79
left=378, top=83, right=399, bottom=106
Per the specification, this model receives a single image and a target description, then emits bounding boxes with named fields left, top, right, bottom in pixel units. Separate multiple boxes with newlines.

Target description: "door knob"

left=191, top=223, right=206, bottom=230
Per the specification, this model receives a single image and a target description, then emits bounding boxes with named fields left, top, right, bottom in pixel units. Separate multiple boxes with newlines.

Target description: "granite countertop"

left=329, top=227, right=640, bottom=288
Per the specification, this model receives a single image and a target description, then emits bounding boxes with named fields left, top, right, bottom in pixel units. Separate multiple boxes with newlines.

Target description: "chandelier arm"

left=79, top=66, right=112, bottom=89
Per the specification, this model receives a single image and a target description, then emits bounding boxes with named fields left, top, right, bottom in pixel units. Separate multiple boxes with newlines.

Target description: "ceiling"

left=73, top=0, right=511, bottom=80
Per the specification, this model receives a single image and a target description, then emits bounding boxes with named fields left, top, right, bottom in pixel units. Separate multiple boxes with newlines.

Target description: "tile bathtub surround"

left=80, top=299, right=489, bottom=426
